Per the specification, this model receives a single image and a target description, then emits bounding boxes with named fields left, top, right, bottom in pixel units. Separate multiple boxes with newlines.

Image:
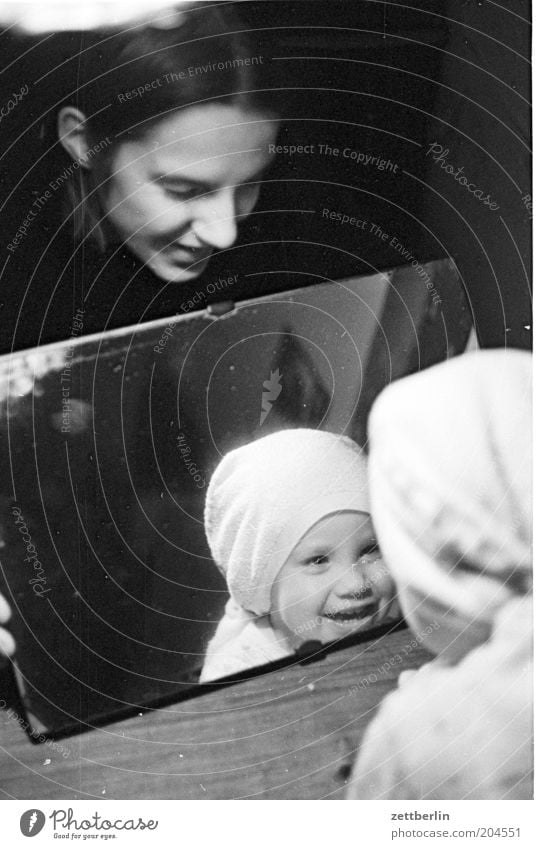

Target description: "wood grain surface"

left=0, top=627, right=431, bottom=800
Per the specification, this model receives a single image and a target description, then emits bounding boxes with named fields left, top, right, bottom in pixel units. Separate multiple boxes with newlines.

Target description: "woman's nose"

left=191, top=190, right=238, bottom=249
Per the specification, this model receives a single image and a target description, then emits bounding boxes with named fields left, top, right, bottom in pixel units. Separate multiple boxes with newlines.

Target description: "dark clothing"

left=1, top=214, right=206, bottom=353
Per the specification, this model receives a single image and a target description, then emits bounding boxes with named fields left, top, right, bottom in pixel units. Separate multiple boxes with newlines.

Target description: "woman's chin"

left=146, top=254, right=212, bottom=284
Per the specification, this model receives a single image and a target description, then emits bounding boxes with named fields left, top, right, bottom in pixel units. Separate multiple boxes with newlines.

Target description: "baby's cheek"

left=369, top=561, right=395, bottom=599
left=288, top=596, right=324, bottom=643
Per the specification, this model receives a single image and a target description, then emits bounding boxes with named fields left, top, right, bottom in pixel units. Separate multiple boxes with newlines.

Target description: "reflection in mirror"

left=0, top=260, right=472, bottom=736
left=200, top=432, right=400, bottom=683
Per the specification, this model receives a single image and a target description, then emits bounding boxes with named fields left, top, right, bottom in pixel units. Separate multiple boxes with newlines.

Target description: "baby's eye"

left=303, top=554, right=330, bottom=572
left=358, top=542, right=381, bottom=559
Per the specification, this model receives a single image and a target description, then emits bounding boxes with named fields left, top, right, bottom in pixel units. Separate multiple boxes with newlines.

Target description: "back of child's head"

left=368, top=349, right=532, bottom=663
left=204, top=428, right=370, bottom=615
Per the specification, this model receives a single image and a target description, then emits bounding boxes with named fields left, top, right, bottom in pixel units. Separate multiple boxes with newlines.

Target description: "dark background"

left=0, top=0, right=531, bottom=351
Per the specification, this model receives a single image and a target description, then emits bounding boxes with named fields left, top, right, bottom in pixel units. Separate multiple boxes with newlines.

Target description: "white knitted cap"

left=204, top=428, right=370, bottom=615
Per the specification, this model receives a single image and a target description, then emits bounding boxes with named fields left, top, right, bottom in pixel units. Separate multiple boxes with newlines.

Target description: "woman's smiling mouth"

left=169, top=244, right=210, bottom=261
left=160, top=244, right=213, bottom=277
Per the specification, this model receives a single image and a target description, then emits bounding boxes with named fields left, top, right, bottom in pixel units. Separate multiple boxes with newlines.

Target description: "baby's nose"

left=334, top=561, right=374, bottom=598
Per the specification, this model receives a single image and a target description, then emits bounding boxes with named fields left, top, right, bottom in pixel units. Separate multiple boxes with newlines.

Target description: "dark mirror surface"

left=0, top=262, right=472, bottom=736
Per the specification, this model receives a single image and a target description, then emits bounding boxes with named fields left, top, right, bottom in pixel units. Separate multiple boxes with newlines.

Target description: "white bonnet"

left=368, top=348, right=532, bottom=661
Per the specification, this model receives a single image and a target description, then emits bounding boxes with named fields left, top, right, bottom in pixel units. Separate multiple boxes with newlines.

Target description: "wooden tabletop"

left=0, top=626, right=431, bottom=800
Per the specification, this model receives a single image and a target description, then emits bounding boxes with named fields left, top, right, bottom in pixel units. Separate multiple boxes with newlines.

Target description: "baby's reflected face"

left=269, top=512, right=396, bottom=649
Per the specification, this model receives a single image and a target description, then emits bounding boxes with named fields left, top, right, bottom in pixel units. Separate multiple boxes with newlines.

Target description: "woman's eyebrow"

left=153, top=173, right=210, bottom=188
left=153, top=171, right=269, bottom=188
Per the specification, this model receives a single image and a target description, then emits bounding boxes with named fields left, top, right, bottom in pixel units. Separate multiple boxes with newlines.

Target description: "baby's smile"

left=322, top=598, right=381, bottom=629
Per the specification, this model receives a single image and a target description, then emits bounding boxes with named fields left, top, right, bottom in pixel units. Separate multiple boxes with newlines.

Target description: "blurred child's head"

left=204, top=428, right=396, bottom=648
left=368, top=349, right=532, bottom=663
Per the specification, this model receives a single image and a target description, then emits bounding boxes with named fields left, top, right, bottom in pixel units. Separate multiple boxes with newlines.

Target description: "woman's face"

left=99, top=103, right=279, bottom=282
left=269, top=512, right=397, bottom=649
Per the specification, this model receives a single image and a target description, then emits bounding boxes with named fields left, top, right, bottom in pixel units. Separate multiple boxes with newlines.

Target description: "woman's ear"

left=57, top=107, right=94, bottom=168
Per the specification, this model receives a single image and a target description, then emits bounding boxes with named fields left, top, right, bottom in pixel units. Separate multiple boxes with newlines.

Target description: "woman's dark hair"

left=71, top=3, right=276, bottom=141
left=42, top=2, right=280, bottom=248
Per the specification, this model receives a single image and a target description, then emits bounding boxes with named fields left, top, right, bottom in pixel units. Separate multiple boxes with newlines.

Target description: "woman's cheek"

left=237, top=184, right=261, bottom=219
left=162, top=197, right=200, bottom=236
left=137, top=189, right=182, bottom=229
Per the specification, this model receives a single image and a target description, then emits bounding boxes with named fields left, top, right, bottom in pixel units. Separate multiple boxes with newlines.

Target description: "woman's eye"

left=164, top=187, right=199, bottom=201
left=157, top=179, right=200, bottom=201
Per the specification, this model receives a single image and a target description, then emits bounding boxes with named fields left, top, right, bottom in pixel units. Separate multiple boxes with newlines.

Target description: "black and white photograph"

left=0, top=0, right=533, bottom=834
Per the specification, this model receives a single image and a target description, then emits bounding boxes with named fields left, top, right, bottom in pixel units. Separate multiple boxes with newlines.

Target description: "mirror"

left=0, top=260, right=472, bottom=736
